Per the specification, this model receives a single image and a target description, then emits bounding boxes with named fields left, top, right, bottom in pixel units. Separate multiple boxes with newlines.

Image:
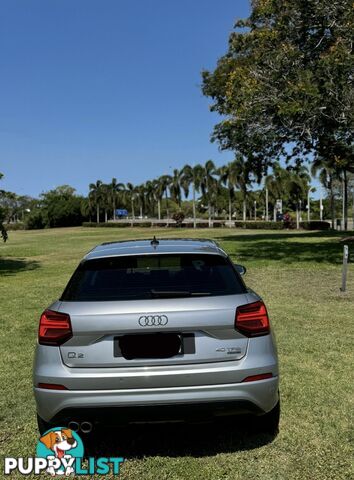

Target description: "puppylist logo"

left=4, top=427, right=124, bottom=476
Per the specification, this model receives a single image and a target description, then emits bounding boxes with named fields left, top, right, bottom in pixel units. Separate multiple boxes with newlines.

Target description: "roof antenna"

left=151, top=236, right=159, bottom=246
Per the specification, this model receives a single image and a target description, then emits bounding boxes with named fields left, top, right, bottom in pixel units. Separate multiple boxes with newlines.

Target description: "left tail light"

left=38, top=310, right=72, bottom=346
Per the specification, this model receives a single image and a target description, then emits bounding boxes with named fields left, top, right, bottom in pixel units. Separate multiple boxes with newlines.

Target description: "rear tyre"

left=258, top=400, right=280, bottom=434
left=37, top=414, right=53, bottom=435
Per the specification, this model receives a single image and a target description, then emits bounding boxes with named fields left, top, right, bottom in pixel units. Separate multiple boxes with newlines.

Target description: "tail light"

left=38, top=310, right=72, bottom=346
left=242, top=373, right=273, bottom=382
left=37, top=383, right=68, bottom=390
left=235, top=301, right=270, bottom=337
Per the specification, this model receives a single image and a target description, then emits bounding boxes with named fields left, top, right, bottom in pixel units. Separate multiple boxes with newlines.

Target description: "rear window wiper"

left=150, top=290, right=211, bottom=298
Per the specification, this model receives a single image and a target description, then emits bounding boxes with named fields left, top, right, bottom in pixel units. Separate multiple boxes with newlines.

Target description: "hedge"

left=5, top=223, right=25, bottom=231
left=234, top=220, right=331, bottom=230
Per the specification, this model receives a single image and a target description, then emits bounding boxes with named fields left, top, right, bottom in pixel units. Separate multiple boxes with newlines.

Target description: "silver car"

left=33, top=238, right=280, bottom=434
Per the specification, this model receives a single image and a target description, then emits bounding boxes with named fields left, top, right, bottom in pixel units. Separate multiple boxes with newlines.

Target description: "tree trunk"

left=113, top=199, right=116, bottom=221
left=296, top=206, right=299, bottom=230
left=343, top=170, right=348, bottom=231
left=131, top=199, right=135, bottom=227
left=243, top=200, right=246, bottom=222
left=208, top=202, right=212, bottom=227
left=140, top=205, right=143, bottom=218
left=96, top=204, right=100, bottom=224
left=165, top=191, right=169, bottom=219
left=228, top=193, right=232, bottom=227
left=104, top=209, right=107, bottom=223
left=307, top=190, right=310, bottom=222
left=157, top=199, right=161, bottom=220
left=329, top=175, right=335, bottom=229
left=193, top=183, right=196, bottom=229
left=265, top=187, right=269, bottom=221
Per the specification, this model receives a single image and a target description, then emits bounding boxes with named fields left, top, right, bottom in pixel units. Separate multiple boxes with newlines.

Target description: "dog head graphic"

left=40, top=428, right=77, bottom=459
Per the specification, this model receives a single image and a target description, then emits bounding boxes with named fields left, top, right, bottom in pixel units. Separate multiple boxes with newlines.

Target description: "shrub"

left=234, top=221, right=285, bottom=230
left=25, top=210, right=46, bottom=230
left=301, top=221, right=331, bottom=230
left=172, top=211, right=185, bottom=227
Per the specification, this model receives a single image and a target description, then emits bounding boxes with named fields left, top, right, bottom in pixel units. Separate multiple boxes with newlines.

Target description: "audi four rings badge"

left=138, top=315, right=168, bottom=326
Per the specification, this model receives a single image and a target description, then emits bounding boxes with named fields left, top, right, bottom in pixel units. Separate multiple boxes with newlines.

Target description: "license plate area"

left=114, top=333, right=195, bottom=360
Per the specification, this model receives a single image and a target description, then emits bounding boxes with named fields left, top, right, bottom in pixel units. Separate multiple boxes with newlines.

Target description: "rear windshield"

left=61, top=254, right=245, bottom=301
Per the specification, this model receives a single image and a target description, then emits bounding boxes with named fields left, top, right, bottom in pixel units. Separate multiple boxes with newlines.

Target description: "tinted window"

left=61, top=254, right=245, bottom=301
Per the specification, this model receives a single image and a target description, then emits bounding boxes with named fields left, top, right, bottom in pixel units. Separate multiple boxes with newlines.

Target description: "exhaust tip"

left=80, top=421, right=93, bottom=434
left=68, top=421, right=80, bottom=432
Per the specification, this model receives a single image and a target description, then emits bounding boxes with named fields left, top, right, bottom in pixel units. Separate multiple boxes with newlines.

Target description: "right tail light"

left=235, top=301, right=270, bottom=337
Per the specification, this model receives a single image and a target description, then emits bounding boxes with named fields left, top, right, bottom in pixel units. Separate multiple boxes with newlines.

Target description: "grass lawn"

left=0, top=227, right=353, bottom=479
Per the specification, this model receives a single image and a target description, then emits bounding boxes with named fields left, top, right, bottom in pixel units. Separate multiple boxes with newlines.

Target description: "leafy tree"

left=40, top=185, right=85, bottom=228
left=202, top=0, right=353, bottom=209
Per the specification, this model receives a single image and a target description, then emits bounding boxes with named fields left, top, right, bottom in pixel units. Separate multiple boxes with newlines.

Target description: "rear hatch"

left=58, top=252, right=250, bottom=368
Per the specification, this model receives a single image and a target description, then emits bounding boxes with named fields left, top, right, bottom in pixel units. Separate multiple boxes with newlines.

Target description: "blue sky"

left=0, top=0, right=252, bottom=198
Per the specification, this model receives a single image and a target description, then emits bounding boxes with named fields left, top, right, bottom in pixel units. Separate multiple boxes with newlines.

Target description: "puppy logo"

left=40, top=429, right=77, bottom=459
left=36, top=427, right=84, bottom=476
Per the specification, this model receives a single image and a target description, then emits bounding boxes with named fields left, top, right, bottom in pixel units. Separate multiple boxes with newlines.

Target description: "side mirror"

left=234, top=264, right=247, bottom=275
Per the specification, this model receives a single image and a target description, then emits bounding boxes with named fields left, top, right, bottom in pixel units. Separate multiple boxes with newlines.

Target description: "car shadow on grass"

left=216, top=231, right=354, bottom=265
left=84, top=418, right=277, bottom=458
left=0, top=257, right=40, bottom=276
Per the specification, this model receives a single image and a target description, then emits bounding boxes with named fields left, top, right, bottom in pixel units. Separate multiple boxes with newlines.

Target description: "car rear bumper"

left=34, top=377, right=279, bottom=423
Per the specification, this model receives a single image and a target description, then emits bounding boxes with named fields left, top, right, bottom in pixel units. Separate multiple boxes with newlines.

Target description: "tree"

left=109, top=178, right=125, bottom=221
left=169, top=169, right=183, bottom=208
left=126, top=182, right=137, bottom=221
left=202, top=0, right=353, bottom=213
left=159, top=175, right=172, bottom=219
left=232, top=156, right=253, bottom=222
left=0, top=173, right=8, bottom=241
left=200, top=160, right=217, bottom=227
left=311, top=157, right=339, bottom=227
left=218, top=161, right=241, bottom=225
left=39, top=185, right=85, bottom=228
left=181, top=164, right=203, bottom=228
left=89, top=180, right=103, bottom=223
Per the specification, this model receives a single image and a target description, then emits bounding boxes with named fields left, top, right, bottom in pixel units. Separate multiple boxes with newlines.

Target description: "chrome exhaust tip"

left=80, top=421, right=93, bottom=434
left=68, top=421, right=80, bottom=432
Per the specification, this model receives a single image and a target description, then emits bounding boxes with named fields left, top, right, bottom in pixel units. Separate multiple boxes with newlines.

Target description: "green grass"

left=0, top=227, right=353, bottom=479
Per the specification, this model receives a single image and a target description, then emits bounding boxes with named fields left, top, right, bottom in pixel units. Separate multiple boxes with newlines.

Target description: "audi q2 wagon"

left=33, top=238, right=280, bottom=434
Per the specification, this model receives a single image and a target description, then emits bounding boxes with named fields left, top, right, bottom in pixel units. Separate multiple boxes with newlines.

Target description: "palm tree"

left=136, top=184, right=146, bottom=218
left=200, top=160, right=217, bottom=227
left=109, top=178, right=125, bottom=221
left=153, top=178, right=165, bottom=220
left=285, top=166, right=310, bottom=229
left=126, top=182, right=137, bottom=223
left=169, top=169, right=183, bottom=207
left=159, top=175, right=172, bottom=219
left=265, top=163, right=289, bottom=221
left=311, top=158, right=338, bottom=229
left=181, top=164, right=203, bottom=228
left=233, top=156, right=251, bottom=222
left=218, top=162, right=239, bottom=226
left=89, top=180, right=103, bottom=223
